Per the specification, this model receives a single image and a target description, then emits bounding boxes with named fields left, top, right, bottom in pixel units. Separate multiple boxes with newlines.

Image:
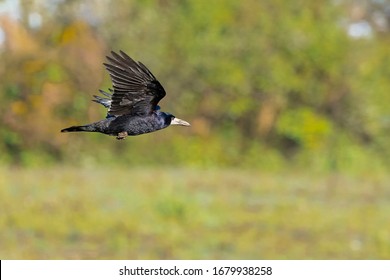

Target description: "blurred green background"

left=0, top=0, right=389, bottom=259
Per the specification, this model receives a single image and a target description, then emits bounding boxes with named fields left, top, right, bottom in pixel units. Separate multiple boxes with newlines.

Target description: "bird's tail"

left=61, top=124, right=96, bottom=133
left=92, top=89, right=112, bottom=108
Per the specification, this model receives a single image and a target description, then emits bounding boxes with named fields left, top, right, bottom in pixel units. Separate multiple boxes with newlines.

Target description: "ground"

left=1, top=167, right=389, bottom=259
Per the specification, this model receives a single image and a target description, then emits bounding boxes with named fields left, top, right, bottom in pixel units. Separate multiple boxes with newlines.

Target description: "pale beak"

left=171, top=117, right=191, bottom=126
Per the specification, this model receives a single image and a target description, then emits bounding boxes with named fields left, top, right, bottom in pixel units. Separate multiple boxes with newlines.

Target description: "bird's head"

left=161, top=112, right=190, bottom=127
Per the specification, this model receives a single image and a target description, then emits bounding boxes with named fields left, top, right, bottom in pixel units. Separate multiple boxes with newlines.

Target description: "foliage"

left=0, top=0, right=389, bottom=171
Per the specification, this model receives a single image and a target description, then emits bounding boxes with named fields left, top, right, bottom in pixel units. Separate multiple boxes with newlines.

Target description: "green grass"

left=0, top=166, right=389, bottom=259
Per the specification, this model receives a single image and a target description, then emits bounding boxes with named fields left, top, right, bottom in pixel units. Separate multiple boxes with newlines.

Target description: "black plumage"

left=61, top=51, right=190, bottom=140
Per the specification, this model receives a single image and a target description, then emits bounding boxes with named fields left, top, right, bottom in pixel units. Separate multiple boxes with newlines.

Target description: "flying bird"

left=61, top=51, right=190, bottom=140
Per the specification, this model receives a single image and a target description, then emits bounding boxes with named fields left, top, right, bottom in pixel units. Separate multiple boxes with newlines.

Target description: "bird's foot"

left=116, top=131, right=128, bottom=140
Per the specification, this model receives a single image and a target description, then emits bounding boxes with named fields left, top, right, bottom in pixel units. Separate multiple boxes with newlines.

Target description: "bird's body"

left=61, top=51, right=190, bottom=139
left=64, top=112, right=172, bottom=136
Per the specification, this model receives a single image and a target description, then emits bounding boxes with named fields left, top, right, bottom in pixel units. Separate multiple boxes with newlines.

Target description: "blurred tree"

left=0, top=0, right=389, bottom=170
left=0, top=11, right=106, bottom=164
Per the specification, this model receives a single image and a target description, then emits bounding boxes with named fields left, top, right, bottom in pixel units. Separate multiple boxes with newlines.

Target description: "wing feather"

left=99, top=51, right=166, bottom=116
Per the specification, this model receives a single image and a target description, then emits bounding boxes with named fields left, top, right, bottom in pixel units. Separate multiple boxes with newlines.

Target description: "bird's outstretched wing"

left=102, top=50, right=166, bottom=116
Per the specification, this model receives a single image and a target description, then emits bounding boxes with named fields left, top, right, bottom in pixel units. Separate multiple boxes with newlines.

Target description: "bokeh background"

left=1, top=0, right=389, bottom=259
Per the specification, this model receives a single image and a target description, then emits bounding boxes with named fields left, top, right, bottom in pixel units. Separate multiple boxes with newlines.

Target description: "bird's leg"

left=116, top=131, right=128, bottom=140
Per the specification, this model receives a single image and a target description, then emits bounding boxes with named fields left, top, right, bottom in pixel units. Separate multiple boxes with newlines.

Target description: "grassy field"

left=0, top=166, right=389, bottom=259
